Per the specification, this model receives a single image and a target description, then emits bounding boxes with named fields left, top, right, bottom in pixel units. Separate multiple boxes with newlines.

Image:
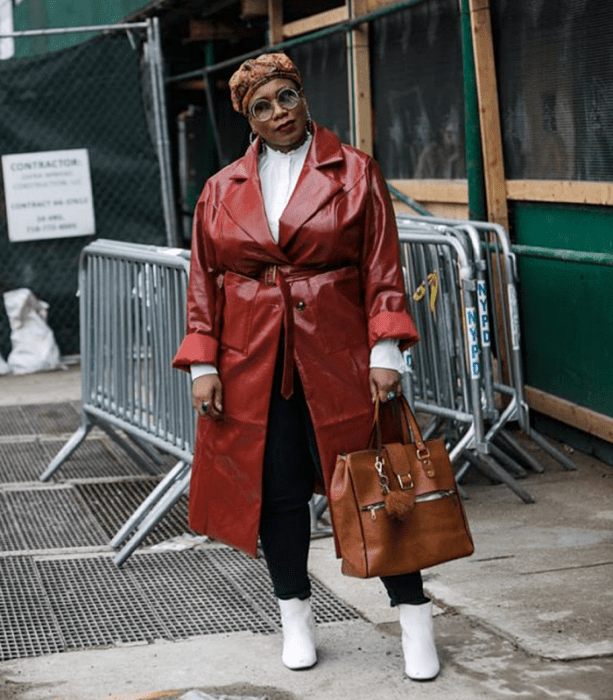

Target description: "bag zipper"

left=360, top=490, right=456, bottom=521
left=362, top=502, right=386, bottom=520
left=416, top=489, right=456, bottom=503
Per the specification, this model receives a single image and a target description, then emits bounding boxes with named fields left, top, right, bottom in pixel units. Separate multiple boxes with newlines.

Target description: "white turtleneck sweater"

left=190, top=135, right=405, bottom=381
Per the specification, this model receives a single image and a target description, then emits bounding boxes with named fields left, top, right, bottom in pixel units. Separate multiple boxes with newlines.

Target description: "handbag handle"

left=368, top=396, right=384, bottom=452
left=372, top=395, right=435, bottom=477
left=397, top=396, right=435, bottom=476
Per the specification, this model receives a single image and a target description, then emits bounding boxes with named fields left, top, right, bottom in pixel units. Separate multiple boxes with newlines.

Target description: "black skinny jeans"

left=259, top=343, right=428, bottom=607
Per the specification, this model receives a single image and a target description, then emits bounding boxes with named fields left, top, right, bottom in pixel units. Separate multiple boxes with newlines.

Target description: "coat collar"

left=222, top=123, right=345, bottom=255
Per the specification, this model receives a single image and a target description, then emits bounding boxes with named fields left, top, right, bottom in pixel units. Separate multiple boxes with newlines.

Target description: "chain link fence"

left=0, top=21, right=177, bottom=360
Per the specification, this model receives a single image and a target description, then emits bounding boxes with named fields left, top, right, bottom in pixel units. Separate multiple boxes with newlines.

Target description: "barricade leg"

left=488, top=442, right=528, bottom=478
left=448, top=425, right=476, bottom=464
left=496, top=429, right=545, bottom=473
left=454, top=459, right=473, bottom=483
left=39, top=421, right=92, bottom=482
left=114, top=467, right=191, bottom=567
left=461, top=450, right=535, bottom=503
left=457, top=451, right=503, bottom=485
left=525, top=426, right=576, bottom=471
left=110, top=460, right=189, bottom=548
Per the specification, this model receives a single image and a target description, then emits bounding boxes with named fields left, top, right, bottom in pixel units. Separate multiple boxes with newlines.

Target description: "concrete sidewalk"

left=0, top=367, right=612, bottom=700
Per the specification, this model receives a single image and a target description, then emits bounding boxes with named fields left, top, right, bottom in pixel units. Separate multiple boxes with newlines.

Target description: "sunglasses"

left=249, top=87, right=302, bottom=122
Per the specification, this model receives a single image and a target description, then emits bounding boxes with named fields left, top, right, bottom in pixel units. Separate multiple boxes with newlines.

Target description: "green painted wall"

left=13, top=0, right=150, bottom=55
left=514, top=202, right=613, bottom=417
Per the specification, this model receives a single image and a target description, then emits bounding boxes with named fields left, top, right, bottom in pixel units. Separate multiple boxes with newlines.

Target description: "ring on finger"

left=386, top=391, right=397, bottom=401
left=201, top=402, right=209, bottom=413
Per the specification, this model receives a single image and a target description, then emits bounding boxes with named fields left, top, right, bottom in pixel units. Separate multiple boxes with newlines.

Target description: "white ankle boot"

left=398, top=601, right=440, bottom=681
left=278, top=597, right=317, bottom=670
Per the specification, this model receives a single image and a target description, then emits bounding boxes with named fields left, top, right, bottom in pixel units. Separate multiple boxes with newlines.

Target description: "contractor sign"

left=2, top=148, right=96, bottom=242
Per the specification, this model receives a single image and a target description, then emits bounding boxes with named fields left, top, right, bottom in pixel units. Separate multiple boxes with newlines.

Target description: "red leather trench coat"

left=173, top=123, right=419, bottom=557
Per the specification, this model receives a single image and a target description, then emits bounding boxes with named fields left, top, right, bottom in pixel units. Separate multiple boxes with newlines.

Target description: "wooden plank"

left=187, top=19, right=260, bottom=42
left=363, top=0, right=402, bottom=11
left=282, top=6, right=349, bottom=39
left=392, top=201, right=470, bottom=220
left=388, top=179, right=469, bottom=203
left=242, top=0, right=268, bottom=19
left=525, top=386, right=613, bottom=444
left=468, top=0, right=508, bottom=229
left=348, top=26, right=373, bottom=155
left=267, top=0, right=283, bottom=45
left=348, top=0, right=373, bottom=156
left=176, top=79, right=206, bottom=91
left=507, top=180, right=613, bottom=206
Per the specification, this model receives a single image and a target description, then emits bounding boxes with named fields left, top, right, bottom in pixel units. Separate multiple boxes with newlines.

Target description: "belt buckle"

left=265, top=264, right=277, bottom=286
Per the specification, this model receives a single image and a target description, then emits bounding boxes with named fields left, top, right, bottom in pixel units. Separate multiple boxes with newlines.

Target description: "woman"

left=173, top=52, right=439, bottom=680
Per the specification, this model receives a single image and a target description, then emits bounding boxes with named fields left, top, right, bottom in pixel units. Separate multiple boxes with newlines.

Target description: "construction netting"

left=492, top=0, right=613, bottom=182
left=370, top=0, right=466, bottom=179
left=289, top=31, right=351, bottom=147
left=0, top=29, right=168, bottom=359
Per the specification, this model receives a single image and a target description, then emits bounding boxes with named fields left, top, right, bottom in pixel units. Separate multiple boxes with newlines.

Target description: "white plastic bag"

left=4, top=288, right=61, bottom=375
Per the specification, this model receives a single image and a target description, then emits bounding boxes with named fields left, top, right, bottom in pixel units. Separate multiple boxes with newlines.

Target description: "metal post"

left=146, top=18, right=180, bottom=247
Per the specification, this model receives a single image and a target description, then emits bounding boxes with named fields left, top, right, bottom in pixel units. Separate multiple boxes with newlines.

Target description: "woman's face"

left=247, top=78, right=308, bottom=153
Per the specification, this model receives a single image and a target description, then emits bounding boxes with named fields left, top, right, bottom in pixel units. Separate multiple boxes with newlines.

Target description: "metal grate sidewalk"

left=0, top=402, right=358, bottom=661
left=0, top=402, right=80, bottom=437
left=1, top=549, right=359, bottom=661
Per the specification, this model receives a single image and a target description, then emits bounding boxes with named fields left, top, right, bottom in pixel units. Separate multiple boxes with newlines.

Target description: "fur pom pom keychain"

left=384, top=489, right=415, bottom=520
left=375, top=452, right=415, bottom=521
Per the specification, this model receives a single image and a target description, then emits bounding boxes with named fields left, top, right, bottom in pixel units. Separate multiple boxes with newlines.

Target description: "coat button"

left=295, top=300, right=306, bottom=311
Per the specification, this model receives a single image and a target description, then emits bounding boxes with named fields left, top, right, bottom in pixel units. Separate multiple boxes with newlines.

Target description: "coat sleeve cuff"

left=368, top=311, right=420, bottom=351
left=172, top=333, right=219, bottom=373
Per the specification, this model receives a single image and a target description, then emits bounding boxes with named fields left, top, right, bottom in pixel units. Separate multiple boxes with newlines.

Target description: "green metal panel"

left=514, top=202, right=613, bottom=417
left=13, top=0, right=151, bottom=56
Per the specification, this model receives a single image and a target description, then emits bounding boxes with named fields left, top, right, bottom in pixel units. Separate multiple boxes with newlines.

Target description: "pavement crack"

left=519, top=561, right=613, bottom=575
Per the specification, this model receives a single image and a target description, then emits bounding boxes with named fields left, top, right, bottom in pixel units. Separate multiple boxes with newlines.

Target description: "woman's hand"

left=192, top=374, right=224, bottom=419
left=369, top=368, right=402, bottom=404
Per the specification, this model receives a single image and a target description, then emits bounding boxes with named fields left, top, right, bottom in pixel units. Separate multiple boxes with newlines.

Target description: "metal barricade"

left=398, top=214, right=575, bottom=497
left=40, top=239, right=195, bottom=565
left=398, top=226, right=536, bottom=503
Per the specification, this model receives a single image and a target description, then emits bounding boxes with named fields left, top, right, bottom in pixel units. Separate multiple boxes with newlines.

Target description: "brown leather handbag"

left=329, top=397, right=474, bottom=578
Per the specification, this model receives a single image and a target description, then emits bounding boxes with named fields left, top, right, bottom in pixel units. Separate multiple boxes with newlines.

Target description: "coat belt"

left=261, top=264, right=296, bottom=399
left=257, top=263, right=356, bottom=400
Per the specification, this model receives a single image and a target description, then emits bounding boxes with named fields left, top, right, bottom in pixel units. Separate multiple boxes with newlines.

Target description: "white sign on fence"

left=2, top=148, right=96, bottom=242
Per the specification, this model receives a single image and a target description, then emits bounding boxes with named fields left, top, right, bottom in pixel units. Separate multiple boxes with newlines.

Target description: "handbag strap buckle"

left=416, top=446, right=435, bottom=477
left=396, top=472, right=414, bottom=490
left=416, top=446, right=431, bottom=461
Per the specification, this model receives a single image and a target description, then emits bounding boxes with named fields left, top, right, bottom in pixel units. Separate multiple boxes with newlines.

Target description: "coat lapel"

left=218, top=125, right=346, bottom=259
left=220, top=140, right=289, bottom=263
left=277, top=124, right=345, bottom=250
